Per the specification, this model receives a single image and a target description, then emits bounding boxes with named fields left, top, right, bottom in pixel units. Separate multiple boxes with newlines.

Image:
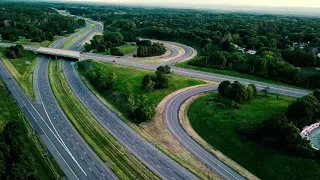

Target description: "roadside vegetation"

left=77, top=60, right=204, bottom=123
left=49, top=60, right=158, bottom=180
left=0, top=47, right=37, bottom=101
left=1, top=36, right=58, bottom=47
left=0, top=79, right=63, bottom=180
left=0, top=2, right=85, bottom=43
left=188, top=84, right=320, bottom=179
left=64, top=5, right=320, bottom=89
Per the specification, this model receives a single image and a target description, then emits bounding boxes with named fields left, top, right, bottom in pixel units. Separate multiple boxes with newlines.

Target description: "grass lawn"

left=62, top=24, right=95, bottom=50
left=49, top=60, right=157, bottom=180
left=118, top=44, right=137, bottom=55
left=78, top=60, right=204, bottom=117
left=1, top=36, right=58, bottom=47
left=0, top=79, right=63, bottom=180
left=0, top=47, right=37, bottom=101
left=188, top=92, right=320, bottom=180
left=176, top=61, right=310, bottom=91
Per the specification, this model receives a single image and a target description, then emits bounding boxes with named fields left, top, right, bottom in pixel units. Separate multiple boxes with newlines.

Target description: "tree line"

left=0, top=121, right=38, bottom=179
left=0, top=2, right=85, bottom=43
left=60, top=5, right=320, bottom=89
left=5, top=45, right=24, bottom=59
left=238, top=89, right=320, bottom=159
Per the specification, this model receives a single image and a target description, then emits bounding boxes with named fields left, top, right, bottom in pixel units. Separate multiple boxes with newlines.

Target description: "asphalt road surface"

left=31, top=21, right=117, bottom=179
left=62, top=59, right=199, bottom=180
left=34, top=56, right=117, bottom=180
left=80, top=53, right=311, bottom=98
left=163, top=85, right=246, bottom=180
left=62, top=21, right=199, bottom=180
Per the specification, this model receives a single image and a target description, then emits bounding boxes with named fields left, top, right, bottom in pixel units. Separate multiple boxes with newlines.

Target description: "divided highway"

left=62, top=21, right=199, bottom=180
left=62, top=60, right=199, bottom=180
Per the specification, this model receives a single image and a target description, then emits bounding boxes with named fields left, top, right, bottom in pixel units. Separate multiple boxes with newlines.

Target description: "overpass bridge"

left=0, top=43, right=81, bottom=60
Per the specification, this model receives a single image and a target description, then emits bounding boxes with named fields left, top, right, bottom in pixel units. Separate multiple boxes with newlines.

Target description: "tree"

left=247, top=85, right=254, bottom=100
left=104, top=32, right=123, bottom=45
left=262, top=87, right=270, bottom=96
left=141, top=75, right=155, bottom=91
left=248, top=84, right=257, bottom=96
left=96, top=44, right=106, bottom=52
left=227, top=81, right=248, bottom=103
left=5, top=49, right=17, bottom=59
left=218, top=81, right=231, bottom=96
left=313, top=89, right=320, bottom=101
left=84, top=43, right=91, bottom=52
left=286, top=95, right=319, bottom=129
left=110, top=47, right=123, bottom=56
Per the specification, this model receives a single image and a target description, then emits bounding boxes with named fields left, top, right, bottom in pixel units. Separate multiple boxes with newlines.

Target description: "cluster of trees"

left=84, top=32, right=124, bottom=55
left=0, top=3, right=85, bottom=42
left=141, top=65, right=171, bottom=91
left=189, top=50, right=303, bottom=86
left=126, top=93, right=155, bottom=124
left=0, top=121, right=38, bottom=179
left=5, top=45, right=24, bottom=59
left=78, top=61, right=117, bottom=92
left=238, top=90, right=320, bottom=158
left=136, top=40, right=166, bottom=57
left=218, top=81, right=257, bottom=103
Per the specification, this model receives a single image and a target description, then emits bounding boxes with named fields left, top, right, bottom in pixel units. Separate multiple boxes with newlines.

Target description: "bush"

left=127, top=95, right=155, bottom=123
left=110, top=47, right=123, bottom=56
left=218, top=80, right=231, bottom=95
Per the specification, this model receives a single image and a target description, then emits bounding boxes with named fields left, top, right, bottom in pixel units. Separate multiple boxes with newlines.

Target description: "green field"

left=176, top=61, right=310, bottom=91
left=78, top=60, right=204, bottom=116
left=0, top=79, right=63, bottom=179
left=118, top=44, right=138, bottom=55
left=0, top=47, right=37, bottom=101
left=49, top=60, right=158, bottom=180
left=188, top=92, right=320, bottom=180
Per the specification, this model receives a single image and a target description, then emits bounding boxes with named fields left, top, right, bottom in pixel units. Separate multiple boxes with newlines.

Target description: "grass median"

left=0, top=79, right=63, bottom=180
left=62, top=24, right=95, bottom=50
left=77, top=60, right=213, bottom=179
left=49, top=60, right=158, bottom=180
left=0, top=47, right=37, bottom=101
left=188, top=92, right=320, bottom=180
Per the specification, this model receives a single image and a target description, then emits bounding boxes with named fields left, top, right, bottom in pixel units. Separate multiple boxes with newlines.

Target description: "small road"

left=163, top=85, right=246, bottom=180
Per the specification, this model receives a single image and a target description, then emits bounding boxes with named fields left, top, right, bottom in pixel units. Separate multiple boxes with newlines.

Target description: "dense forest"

left=0, top=2, right=85, bottom=42
left=56, top=4, right=320, bottom=88
left=0, top=122, right=38, bottom=179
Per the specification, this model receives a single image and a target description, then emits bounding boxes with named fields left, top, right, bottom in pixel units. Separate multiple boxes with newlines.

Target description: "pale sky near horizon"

left=62, top=0, right=320, bottom=8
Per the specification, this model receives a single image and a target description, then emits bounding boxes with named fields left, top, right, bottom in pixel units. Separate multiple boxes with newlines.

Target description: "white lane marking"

left=0, top=64, right=81, bottom=180
left=166, top=87, right=240, bottom=180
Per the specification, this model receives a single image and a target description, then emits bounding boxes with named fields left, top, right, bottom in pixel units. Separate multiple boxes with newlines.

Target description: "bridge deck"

left=37, top=47, right=80, bottom=59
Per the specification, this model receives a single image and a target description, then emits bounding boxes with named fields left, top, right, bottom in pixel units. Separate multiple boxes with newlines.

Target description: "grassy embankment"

left=95, top=44, right=138, bottom=56
left=188, top=92, right=320, bottom=180
left=78, top=60, right=204, bottom=113
left=0, top=47, right=37, bottom=101
left=49, top=60, right=158, bottom=180
left=176, top=60, right=311, bottom=91
left=77, top=60, right=210, bottom=178
left=0, top=79, right=63, bottom=179
left=1, top=36, right=58, bottom=47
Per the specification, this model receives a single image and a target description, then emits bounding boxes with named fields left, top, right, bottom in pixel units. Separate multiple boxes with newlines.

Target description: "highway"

left=33, top=20, right=117, bottom=179
left=62, top=59, right=199, bottom=180
left=163, top=85, right=246, bottom=180
left=0, top=12, right=313, bottom=180
left=61, top=20, right=199, bottom=180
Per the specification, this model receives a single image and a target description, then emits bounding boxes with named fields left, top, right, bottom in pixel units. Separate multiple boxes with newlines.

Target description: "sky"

left=58, top=0, right=320, bottom=8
